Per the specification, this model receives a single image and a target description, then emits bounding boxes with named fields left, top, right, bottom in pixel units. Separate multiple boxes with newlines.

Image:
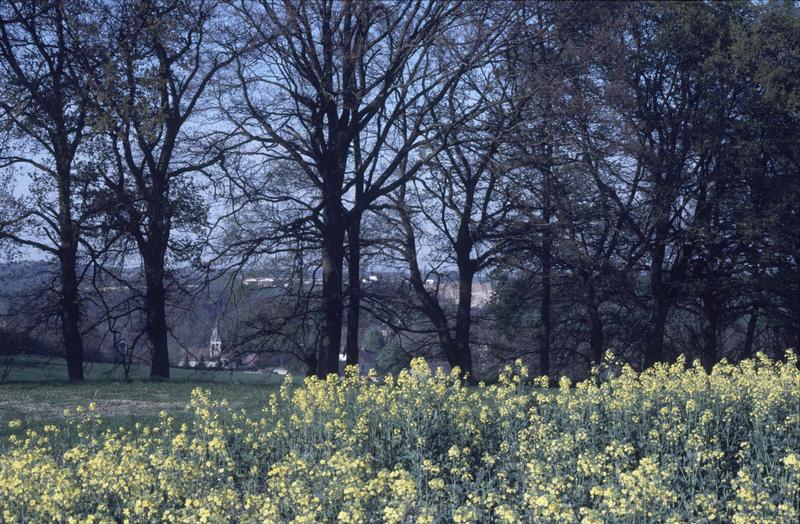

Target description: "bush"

left=376, top=337, right=411, bottom=375
left=1, top=353, right=799, bottom=523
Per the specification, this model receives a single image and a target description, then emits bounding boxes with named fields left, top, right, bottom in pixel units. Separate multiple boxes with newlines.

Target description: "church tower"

left=210, top=323, right=222, bottom=358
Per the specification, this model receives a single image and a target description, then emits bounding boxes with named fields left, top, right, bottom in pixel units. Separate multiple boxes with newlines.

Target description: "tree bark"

left=59, top=249, right=84, bottom=382
left=585, top=278, right=604, bottom=364
left=540, top=248, right=552, bottom=377
left=144, top=255, right=170, bottom=379
left=435, top=326, right=460, bottom=372
left=305, top=354, right=318, bottom=377
left=540, top=162, right=552, bottom=378
left=645, top=222, right=669, bottom=368
left=318, top=192, right=347, bottom=378
left=700, top=287, right=719, bottom=372
left=56, top=154, right=84, bottom=382
left=795, top=278, right=800, bottom=354
left=454, top=268, right=475, bottom=381
left=345, top=214, right=361, bottom=367
left=742, top=303, right=759, bottom=360
left=645, top=301, right=669, bottom=368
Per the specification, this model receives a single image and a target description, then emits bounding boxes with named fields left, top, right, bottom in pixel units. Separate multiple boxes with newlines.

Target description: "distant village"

left=175, top=273, right=494, bottom=376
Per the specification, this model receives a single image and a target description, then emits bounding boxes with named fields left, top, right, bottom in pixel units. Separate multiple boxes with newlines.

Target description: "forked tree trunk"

left=398, top=187, right=469, bottom=380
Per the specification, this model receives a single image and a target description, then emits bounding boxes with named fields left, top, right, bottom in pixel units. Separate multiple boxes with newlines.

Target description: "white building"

left=210, top=323, right=222, bottom=359
left=181, top=323, right=225, bottom=368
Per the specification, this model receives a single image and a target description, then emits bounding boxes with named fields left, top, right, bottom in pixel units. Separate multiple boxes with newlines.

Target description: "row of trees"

left=1, top=1, right=798, bottom=381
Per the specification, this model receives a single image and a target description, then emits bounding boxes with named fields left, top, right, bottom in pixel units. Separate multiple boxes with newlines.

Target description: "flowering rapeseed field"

left=1, top=353, right=798, bottom=523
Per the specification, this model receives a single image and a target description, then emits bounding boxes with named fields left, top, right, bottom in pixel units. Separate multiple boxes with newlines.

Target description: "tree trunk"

left=144, top=261, right=170, bottom=380
left=56, top=160, right=84, bottom=382
left=318, top=196, right=346, bottom=378
left=700, top=287, right=719, bottom=372
left=345, top=216, right=361, bottom=367
left=540, top=254, right=552, bottom=378
left=645, top=302, right=668, bottom=369
left=645, top=224, right=669, bottom=368
left=795, top=277, right=800, bottom=354
left=586, top=278, right=604, bottom=364
left=305, top=354, right=318, bottom=377
left=540, top=163, right=552, bottom=378
left=742, top=303, right=759, bottom=360
left=398, top=186, right=460, bottom=376
left=454, top=264, right=474, bottom=381
left=59, top=243, right=84, bottom=382
left=431, top=321, right=459, bottom=374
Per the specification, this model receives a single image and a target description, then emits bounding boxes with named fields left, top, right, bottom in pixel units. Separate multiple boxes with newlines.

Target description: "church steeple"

left=210, top=322, right=222, bottom=358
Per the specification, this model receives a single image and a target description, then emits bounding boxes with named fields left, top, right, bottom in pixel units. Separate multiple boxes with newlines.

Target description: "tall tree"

left=607, top=3, right=745, bottom=367
left=229, top=0, right=502, bottom=376
left=383, top=58, right=526, bottom=379
left=0, top=0, right=101, bottom=381
left=731, top=1, right=800, bottom=355
left=503, top=1, right=592, bottom=376
left=91, top=0, right=240, bottom=379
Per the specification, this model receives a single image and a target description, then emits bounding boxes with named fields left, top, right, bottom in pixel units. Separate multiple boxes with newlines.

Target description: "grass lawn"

left=0, top=355, right=293, bottom=440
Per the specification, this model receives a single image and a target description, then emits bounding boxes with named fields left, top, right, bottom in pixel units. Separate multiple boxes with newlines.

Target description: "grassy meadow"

left=0, top=356, right=287, bottom=440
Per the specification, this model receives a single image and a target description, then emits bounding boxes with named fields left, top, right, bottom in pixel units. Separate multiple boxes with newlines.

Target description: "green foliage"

left=376, top=337, right=411, bottom=375
left=361, top=328, right=387, bottom=354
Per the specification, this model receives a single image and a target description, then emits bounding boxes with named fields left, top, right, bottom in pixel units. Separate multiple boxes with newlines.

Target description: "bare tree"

left=606, top=3, right=748, bottom=367
left=0, top=0, right=103, bottom=381
left=226, top=0, right=505, bottom=376
left=88, top=0, right=243, bottom=379
left=380, top=60, right=527, bottom=379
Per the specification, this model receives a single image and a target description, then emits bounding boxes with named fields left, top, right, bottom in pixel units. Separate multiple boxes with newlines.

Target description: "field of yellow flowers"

left=1, top=353, right=798, bottom=523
